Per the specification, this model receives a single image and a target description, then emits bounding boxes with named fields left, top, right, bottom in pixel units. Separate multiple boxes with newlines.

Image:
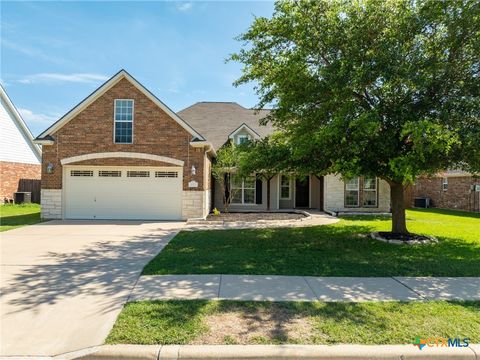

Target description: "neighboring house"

left=34, top=69, right=390, bottom=220
left=408, top=170, right=480, bottom=212
left=0, top=85, right=41, bottom=202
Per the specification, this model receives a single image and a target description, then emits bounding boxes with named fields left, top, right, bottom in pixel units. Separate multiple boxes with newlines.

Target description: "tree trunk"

left=390, top=181, right=408, bottom=234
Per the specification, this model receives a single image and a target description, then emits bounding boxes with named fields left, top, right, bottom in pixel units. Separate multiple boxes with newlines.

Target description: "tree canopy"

left=230, top=0, right=480, bottom=233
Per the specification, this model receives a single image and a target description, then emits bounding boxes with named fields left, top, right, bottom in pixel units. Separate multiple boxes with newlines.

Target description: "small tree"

left=237, top=133, right=291, bottom=210
left=231, top=0, right=480, bottom=234
left=211, top=141, right=241, bottom=213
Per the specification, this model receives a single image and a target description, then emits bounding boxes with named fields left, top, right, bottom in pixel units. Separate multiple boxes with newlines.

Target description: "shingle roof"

left=178, top=102, right=274, bottom=149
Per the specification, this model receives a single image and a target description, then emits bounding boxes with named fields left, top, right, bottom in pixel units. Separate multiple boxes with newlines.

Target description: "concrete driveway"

left=0, top=220, right=184, bottom=357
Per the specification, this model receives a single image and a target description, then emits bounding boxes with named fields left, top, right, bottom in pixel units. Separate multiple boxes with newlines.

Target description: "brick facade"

left=39, top=76, right=212, bottom=219
left=0, top=161, right=41, bottom=201
left=410, top=176, right=480, bottom=212
left=41, top=78, right=209, bottom=192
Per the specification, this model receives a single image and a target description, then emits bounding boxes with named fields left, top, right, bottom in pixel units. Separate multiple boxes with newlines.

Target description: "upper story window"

left=114, top=99, right=133, bottom=143
left=442, top=177, right=448, bottom=191
left=280, top=175, right=291, bottom=200
left=236, top=134, right=250, bottom=145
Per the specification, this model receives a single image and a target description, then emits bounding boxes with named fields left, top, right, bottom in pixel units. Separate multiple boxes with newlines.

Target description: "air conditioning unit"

left=14, top=192, right=32, bottom=204
left=414, top=197, right=431, bottom=208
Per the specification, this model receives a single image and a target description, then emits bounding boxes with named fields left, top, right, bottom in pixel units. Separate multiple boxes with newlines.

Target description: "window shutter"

left=255, top=176, right=263, bottom=204
left=224, top=173, right=230, bottom=203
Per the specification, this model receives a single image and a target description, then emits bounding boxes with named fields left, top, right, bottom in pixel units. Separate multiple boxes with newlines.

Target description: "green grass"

left=106, top=300, right=480, bottom=345
left=0, top=203, right=41, bottom=232
left=143, top=209, right=480, bottom=277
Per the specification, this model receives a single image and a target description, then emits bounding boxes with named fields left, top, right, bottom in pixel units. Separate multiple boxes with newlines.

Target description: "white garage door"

left=64, top=166, right=183, bottom=220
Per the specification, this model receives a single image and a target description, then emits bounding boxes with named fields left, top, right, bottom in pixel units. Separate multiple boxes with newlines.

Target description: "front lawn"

left=143, top=209, right=480, bottom=277
left=0, top=204, right=41, bottom=232
left=106, top=300, right=480, bottom=345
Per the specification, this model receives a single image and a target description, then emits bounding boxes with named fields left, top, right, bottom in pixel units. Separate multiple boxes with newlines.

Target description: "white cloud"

left=18, top=73, right=109, bottom=85
left=18, top=108, right=58, bottom=125
left=176, top=2, right=192, bottom=11
left=1, top=39, right=66, bottom=65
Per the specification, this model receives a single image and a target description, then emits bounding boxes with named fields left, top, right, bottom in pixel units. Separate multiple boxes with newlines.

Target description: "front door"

left=295, top=176, right=309, bottom=207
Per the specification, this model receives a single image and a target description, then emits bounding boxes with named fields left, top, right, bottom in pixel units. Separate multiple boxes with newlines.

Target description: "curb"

left=73, top=344, right=480, bottom=360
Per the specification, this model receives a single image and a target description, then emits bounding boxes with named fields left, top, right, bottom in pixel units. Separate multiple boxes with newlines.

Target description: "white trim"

left=276, top=175, right=280, bottom=209
left=309, top=175, right=312, bottom=208
left=60, top=152, right=184, bottom=166
left=279, top=174, right=291, bottom=200
left=442, top=177, right=448, bottom=191
left=37, top=70, right=205, bottom=141
left=1, top=85, right=42, bottom=161
left=34, top=139, right=54, bottom=145
left=189, top=140, right=217, bottom=156
left=113, top=99, right=134, bottom=144
left=228, top=123, right=261, bottom=141
left=345, top=177, right=360, bottom=207
left=230, top=174, right=256, bottom=205
left=362, top=177, right=378, bottom=207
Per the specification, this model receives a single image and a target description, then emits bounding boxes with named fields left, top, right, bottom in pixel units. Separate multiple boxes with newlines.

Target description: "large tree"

left=231, top=0, right=480, bottom=234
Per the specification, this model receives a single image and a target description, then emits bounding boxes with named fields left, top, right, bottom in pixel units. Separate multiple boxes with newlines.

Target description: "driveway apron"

left=0, top=220, right=183, bottom=357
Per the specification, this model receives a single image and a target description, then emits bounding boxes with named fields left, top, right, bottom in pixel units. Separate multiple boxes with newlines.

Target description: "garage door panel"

left=65, top=166, right=183, bottom=220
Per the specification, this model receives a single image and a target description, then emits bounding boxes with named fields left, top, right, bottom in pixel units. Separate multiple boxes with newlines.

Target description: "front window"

left=442, top=177, right=448, bottom=191
left=114, top=99, right=133, bottom=143
left=363, top=177, right=377, bottom=206
left=231, top=174, right=255, bottom=204
left=345, top=177, right=359, bottom=206
left=280, top=175, right=291, bottom=199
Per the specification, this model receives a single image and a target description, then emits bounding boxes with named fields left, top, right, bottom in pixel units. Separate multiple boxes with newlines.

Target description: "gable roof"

left=36, top=69, right=205, bottom=141
left=177, top=102, right=274, bottom=149
left=228, top=123, right=261, bottom=140
left=0, top=85, right=41, bottom=162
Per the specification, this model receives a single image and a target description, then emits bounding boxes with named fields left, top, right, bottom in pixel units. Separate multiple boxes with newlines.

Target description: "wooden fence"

left=18, top=179, right=41, bottom=203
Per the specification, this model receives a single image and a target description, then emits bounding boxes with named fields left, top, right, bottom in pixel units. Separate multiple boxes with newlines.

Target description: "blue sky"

left=1, top=1, right=274, bottom=136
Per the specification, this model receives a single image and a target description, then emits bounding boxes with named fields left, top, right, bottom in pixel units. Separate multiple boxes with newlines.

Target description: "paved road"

left=0, top=220, right=184, bottom=357
left=131, top=274, right=480, bottom=302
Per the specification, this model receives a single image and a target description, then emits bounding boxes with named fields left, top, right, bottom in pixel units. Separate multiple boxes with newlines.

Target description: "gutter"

left=189, top=140, right=217, bottom=157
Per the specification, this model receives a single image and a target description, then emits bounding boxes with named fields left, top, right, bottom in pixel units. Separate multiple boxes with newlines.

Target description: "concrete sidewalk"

left=130, top=275, right=480, bottom=302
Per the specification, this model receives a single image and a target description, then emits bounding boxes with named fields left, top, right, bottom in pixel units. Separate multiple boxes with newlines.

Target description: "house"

left=179, top=102, right=391, bottom=214
left=0, top=85, right=41, bottom=202
left=34, top=70, right=391, bottom=220
left=407, top=170, right=480, bottom=212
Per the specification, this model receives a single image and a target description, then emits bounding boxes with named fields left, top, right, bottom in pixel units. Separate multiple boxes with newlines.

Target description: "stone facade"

left=323, top=174, right=390, bottom=213
left=39, top=76, right=212, bottom=220
left=0, top=161, right=41, bottom=201
left=40, top=189, right=62, bottom=219
left=410, top=176, right=480, bottom=212
left=182, top=190, right=208, bottom=219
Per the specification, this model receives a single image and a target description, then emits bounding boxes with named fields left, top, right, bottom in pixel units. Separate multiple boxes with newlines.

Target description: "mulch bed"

left=206, top=212, right=306, bottom=222
left=371, top=231, right=438, bottom=245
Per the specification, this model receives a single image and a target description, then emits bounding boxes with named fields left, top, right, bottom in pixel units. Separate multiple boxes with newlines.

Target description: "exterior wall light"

left=46, top=163, right=55, bottom=174
left=191, top=165, right=196, bottom=176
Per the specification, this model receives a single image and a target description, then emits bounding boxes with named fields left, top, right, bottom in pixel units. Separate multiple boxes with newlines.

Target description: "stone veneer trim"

left=182, top=190, right=209, bottom=220
left=41, top=189, right=62, bottom=219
